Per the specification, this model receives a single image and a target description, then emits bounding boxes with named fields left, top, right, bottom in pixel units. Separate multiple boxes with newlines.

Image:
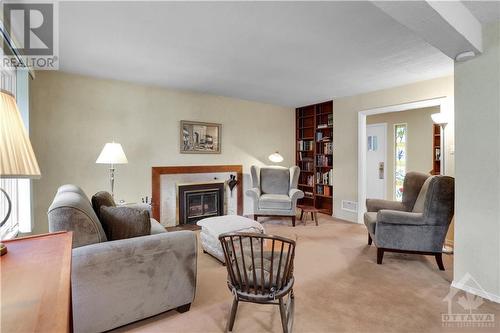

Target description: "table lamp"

left=268, top=151, right=284, bottom=163
left=96, top=142, right=128, bottom=197
left=0, top=90, right=41, bottom=256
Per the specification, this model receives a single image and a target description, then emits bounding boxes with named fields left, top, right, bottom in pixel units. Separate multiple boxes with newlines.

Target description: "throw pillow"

left=92, top=191, right=116, bottom=219
left=99, top=206, right=151, bottom=241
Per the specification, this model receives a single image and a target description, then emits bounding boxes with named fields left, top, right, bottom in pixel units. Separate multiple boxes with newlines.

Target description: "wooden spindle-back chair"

left=219, top=232, right=296, bottom=333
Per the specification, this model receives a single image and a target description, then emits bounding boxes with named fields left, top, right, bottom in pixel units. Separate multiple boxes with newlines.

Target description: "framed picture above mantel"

left=180, top=120, right=222, bottom=154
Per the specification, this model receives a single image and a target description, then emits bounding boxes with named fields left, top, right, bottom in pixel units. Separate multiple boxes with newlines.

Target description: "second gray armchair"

left=246, top=165, right=304, bottom=226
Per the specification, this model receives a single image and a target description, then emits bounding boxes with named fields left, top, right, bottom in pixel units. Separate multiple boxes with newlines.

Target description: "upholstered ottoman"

left=197, top=215, right=265, bottom=264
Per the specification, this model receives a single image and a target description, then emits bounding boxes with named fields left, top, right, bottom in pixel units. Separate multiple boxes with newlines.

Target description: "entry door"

left=366, top=123, right=387, bottom=200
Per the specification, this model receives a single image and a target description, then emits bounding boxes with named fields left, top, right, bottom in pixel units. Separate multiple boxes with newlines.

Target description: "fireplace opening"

left=178, top=182, right=224, bottom=225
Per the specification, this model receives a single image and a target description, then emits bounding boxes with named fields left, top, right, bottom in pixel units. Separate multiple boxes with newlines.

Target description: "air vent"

left=341, top=200, right=358, bottom=213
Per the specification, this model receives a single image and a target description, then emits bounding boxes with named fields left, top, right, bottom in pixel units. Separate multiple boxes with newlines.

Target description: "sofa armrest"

left=289, top=188, right=304, bottom=204
left=71, top=231, right=197, bottom=333
left=366, top=199, right=405, bottom=212
left=246, top=188, right=261, bottom=201
left=377, top=210, right=424, bottom=225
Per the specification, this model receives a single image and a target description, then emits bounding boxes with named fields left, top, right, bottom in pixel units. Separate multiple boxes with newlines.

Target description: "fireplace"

left=178, top=182, right=225, bottom=225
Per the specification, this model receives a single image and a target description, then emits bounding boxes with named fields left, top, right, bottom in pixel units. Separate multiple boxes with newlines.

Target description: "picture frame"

left=180, top=120, right=222, bottom=154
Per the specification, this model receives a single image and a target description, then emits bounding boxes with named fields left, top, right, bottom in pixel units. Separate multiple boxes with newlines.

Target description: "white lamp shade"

left=431, top=113, right=448, bottom=125
left=0, top=90, right=41, bottom=178
left=96, top=142, right=128, bottom=164
left=268, top=152, right=284, bottom=163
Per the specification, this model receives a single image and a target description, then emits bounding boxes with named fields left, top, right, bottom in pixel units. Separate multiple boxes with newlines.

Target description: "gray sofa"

left=246, top=165, right=304, bottom=226
left=364, top=172, right=455, bottom=270
left=48, top=185, right=197, bottom=333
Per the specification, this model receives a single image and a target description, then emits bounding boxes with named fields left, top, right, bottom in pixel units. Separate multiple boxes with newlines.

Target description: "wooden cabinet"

left=296, top=101, right=334, bottom=215
left=432, top=124, right=441, bottom=175
left=1, top=231, right=73, bottom=333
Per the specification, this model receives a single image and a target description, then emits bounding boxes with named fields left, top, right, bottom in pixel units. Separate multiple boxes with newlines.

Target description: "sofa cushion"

left=364, top=212, right=377, bottom=235
left=91, top=191, right=116, bottom=219
left=259, top=194, right=292, bottom=210
left=412, top=176, right=434, bottom=213
left=99, top=206, right=151, bottom=241
left=260, top=167, right=290, bottom=195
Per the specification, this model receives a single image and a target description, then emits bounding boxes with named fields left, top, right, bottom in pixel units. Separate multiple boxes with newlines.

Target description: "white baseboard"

left=451, top=280, right=500, bottom=304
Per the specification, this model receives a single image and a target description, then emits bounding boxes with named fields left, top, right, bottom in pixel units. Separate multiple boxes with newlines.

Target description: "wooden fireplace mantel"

left=151, top=165, right=243, bottom=221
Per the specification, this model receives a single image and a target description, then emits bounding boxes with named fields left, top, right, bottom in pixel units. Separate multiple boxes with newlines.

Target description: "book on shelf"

left=316, top=131, right=323, bottom=141
left=316, top=169, right=333, bottom=186
left=304, top=191, right=314, bottom=198
left=299, top=161, right=314, bottom=172
left=317, top=124, right=328, bottom=129
left=298, top=140, right=313, bottom=151
left=323, top=141, right=333, bottom=154
left=316, top=155, right=333, bottom=167
left=328, top=113, right=333, bottom=126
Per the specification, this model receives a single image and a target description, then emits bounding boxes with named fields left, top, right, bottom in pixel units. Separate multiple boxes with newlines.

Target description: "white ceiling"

left=58, top=1, right=461, bottom=107
left=463, top=1, right=500, bottom=24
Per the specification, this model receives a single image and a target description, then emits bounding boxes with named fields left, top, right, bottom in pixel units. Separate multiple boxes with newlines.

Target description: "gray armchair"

left=48, top=185, right=197, bottom=333
left=364, top=172, right=455, bottom=270
left=246, top=165, right=304, bottom=226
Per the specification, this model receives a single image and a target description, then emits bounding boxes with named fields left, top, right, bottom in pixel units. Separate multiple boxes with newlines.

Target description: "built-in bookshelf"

left=296, top=101, right=333, bottom=215
left=432, top=124, right=441, bottom=175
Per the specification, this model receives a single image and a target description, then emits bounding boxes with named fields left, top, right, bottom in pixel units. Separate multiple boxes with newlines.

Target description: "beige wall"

left=29, top=71, right=294, bottom=235
left=332, top=75, right=454, bottom=223
left=367, top=107, right=438, bottom=200
left=454, top=22, right=500, bottom=300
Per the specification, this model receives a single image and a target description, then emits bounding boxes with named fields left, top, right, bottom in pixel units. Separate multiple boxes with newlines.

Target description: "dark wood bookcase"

left=295, top=101, right=333, bottom=215
left=432, top=124, right=441, bottom=175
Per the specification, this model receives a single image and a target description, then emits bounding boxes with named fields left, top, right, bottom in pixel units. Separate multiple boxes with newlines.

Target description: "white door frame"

left=366, top=123, right=387, bottom=200
left=357, top=97, right=451, bottom=223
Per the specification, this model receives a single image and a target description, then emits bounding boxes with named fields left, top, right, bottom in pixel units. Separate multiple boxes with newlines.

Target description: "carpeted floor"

left=113, top=215, right=500, bottom=333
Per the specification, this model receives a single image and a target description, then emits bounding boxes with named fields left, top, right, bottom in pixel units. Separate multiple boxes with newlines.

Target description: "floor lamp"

left=96, top=142, right=128, bottom=197
left=0, top=90, right=41, bottom=256
left=431, top=112, right=452, bottom=254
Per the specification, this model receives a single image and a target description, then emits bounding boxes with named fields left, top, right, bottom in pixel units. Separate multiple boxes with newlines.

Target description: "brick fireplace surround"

left=151, top=165, right=244, bottom=221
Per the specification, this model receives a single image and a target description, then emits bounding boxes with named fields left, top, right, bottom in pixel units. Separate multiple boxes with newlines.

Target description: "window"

left=394, top=123, right=407, bottom=201
left=0, top=67, right=32, bottom=236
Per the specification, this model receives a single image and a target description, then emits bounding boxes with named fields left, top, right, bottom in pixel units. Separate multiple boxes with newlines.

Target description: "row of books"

left=316, top=132, right=332, bottom=141
left=298, top=140, right=314, bottom=151
left=303, top=175, right=314, bottom=186
left=316, top=185, right=332, bottom=196
left=298, top=152, right=314, bottom=160
left=316, top=169, right=333, bottom=186
left=304, top=191, right=314, bottom=198
left=299, top=161, right=314, bottom=172
left=322, top=142, right=333, bottom=155
left=328, top=113, right=333, bottom=126
left=317, top=155, right=333, bottom=167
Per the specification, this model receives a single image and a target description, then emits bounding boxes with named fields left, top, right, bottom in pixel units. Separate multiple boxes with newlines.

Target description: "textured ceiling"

left=59, top=1, right=455, bottom=107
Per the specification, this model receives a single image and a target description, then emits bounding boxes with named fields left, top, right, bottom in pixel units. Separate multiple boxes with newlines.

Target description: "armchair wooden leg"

left=291, top=216, right=296, bottom=227
left=377, top=248, right=384, bottom=264
left=279, top=297, right=289, bottom=333
left=368, top=234, right=372, bottom=245
left=253, top=215, right=258, bottom=221
left=435, top=253, right=445, bottom=271
left=299, top=209, right=304, bottom=221
left=176, top=303, right=191, bottom=313
left=226, top=297, right=239, bottom=332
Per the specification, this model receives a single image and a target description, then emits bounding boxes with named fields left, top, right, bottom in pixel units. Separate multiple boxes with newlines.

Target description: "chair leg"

left=291, top=216, right=296, bottom=227
left=279, top=297, right=289, bottom=333
left=377, top=248, right=384, bottom=264
left=435, top=253, right=445, bottom=271
left=299, top=209, right=304, bottom=221
left=368, top=234, right=372, bottom=245
left=226, top=297, right=239, bottom=332
left=176, top=303, right=191, bottom=313
left=253, top=215, right=258, bottom=221
left=314, top=212, right=318, bottom=226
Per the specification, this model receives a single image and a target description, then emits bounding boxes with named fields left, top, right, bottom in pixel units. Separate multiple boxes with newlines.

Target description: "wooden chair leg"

left=377, top=248, right=384, bottom=264
left=435, top=253, right=445, bottom=271
left=279, top=297, right=289, bottom=333
left=176, top=303, right=191, bottom=313
left=226, top=297, right=239, bottom=332
left=291, top=216, right=296, bottom=227
left=368, top=234, right=372, bottom=245
left=253, top=215, right=258, bottom=221
left=299, top=209, right=304, bottom=221
left=314, top=212, right=318, bottom=226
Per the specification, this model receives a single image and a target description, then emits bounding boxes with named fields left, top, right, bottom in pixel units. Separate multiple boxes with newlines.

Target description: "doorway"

left=366, top=123, right=387, bottom=200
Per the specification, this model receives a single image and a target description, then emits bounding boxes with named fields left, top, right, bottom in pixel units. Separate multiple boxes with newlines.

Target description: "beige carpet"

left=113, top=215, right=500, bottom=333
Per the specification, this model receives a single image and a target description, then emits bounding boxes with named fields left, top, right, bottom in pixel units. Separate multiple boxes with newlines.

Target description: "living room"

left=1, top=1, right=500, bottom=333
